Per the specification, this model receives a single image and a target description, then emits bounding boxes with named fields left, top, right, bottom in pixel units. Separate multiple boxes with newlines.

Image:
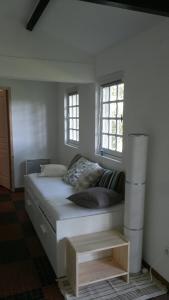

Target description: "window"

left=98, top=81, right=124, bottom=157
left=65, top=92, right=79, bottom=147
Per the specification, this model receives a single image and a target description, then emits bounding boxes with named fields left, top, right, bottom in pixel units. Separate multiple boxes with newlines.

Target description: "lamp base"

left=124, top=227, right=143, bottom=273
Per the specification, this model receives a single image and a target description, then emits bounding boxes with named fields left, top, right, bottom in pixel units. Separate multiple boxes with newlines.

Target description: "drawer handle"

left=40, top=224, right=47, bottom=234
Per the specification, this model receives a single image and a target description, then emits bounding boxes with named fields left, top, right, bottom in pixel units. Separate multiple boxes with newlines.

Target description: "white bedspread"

left=24, top=173, right=124, bottom=230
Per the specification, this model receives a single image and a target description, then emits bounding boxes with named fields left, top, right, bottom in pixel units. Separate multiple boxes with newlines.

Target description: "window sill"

left=65, top=143, right=79, bottom=150
left=95, top=152, right=122, bottom=164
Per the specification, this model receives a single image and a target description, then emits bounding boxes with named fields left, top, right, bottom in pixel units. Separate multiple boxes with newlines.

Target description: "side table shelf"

left=66, top=230, right=130, bottom=297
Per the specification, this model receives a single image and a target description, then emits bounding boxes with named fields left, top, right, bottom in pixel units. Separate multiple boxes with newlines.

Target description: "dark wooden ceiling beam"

left=26, top=0, right=51, bottom=31
left=79, top=0, right=169, bottom=17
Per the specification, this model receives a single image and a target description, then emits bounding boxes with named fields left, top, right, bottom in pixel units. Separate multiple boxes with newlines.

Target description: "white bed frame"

left=25, top=188, right=124, bottom=278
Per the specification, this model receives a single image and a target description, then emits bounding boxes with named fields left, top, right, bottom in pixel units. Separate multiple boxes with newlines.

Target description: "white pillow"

left=39, top=164, right=67, bottom=177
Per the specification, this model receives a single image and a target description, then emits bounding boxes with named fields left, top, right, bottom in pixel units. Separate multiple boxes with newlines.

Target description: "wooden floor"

left=0, top=186, right=168, bottom=299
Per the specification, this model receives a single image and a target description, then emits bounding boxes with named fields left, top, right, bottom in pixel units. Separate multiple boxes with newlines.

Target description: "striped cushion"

left=97, top=169, right=118, bottom=190
left=115, top=172, right=125, bottom=195
left=96, top=169, right=125, bottom=196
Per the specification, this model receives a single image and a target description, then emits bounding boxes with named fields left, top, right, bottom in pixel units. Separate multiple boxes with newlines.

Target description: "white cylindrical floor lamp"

left=124, top=134, right=148, bottom=273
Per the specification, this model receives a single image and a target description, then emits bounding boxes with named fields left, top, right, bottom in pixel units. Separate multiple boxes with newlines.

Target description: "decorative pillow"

left=75, top=165, right=104, bottom=191
left=67, top=154, right=82, bottom=170
left=96, top=169, right=119, bottom=189
left=114, top=172, right=125, bottom=196
left=67, top=187, right=123, bottom=209
left=63, top=157, right=104, bottom=189
left=96, top=169, right=125, bottom=197
left=39, top=164, right=67, bottom=177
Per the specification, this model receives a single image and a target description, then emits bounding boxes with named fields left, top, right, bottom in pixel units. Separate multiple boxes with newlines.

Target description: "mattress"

left=24, top=173, right=124, bottom=231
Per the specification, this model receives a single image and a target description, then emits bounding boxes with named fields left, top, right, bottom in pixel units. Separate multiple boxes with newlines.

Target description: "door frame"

left=0, top=87, right=14, bottom=191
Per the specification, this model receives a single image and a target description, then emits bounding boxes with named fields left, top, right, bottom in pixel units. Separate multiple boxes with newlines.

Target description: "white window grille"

left=65, top=92, right=79, bottom=147
left=98, top=81, right=124, bottom=157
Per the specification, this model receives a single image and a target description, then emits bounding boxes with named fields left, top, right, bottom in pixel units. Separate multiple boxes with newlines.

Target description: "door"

left=0, top=89, right=11, bottom=189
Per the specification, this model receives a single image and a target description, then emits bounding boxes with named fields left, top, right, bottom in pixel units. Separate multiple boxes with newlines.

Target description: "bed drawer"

left=25, top=194, right=36, bottom=226
left=25, top=193, right=57, bottom=274
left=34, top=209, right=57, bottom=274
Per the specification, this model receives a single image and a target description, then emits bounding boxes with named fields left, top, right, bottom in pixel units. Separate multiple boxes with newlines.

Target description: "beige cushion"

left=39, top=164, right=67, bottom=177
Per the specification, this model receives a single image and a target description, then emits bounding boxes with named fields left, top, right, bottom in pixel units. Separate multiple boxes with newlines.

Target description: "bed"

left=24, top=162, right=124, bottom=278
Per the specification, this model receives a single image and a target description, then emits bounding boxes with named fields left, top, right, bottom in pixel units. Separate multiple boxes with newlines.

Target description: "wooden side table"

left=66, top=230, right=130, bottom=297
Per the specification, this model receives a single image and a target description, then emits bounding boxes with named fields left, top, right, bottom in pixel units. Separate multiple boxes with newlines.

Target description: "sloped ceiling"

left=0, top=0, right=166, bottom=82
left=38, top=0, right=166, bottom=55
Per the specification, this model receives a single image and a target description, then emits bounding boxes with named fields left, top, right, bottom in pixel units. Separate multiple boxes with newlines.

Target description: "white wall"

left=0, top=78, right=58, bottom=188
left=56, top=20, right=169, bottom=281
left=96, top=20, right=169, bottom=281
left=0, top=56, right=95, bottom=84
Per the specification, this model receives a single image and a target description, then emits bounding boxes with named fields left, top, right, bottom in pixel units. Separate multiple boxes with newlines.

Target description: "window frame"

left=65, top=91, right=80, bottom=148
left=97, top=79, right=124, bottom=158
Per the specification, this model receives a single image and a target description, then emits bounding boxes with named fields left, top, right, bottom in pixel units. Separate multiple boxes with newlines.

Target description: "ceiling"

left=0, top=0, right=166, bottom=62
left=39, top=0, right=166, bottom=54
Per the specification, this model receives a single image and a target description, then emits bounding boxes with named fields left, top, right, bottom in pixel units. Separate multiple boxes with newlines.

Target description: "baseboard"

left=15, top=187, right=24, bottom=192
left=143, top=260, right=169, bottom=290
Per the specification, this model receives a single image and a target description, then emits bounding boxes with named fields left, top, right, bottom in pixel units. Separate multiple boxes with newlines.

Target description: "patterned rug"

left=0, top=187, right=63, bottom=299
left=59, top=273, right=167, bottom=300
